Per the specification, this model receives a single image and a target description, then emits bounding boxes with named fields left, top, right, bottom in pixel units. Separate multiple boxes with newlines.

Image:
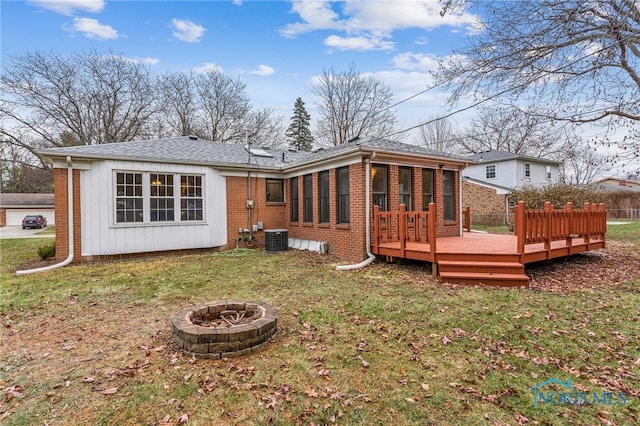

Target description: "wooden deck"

left=372, top=201, right=607, bottom=287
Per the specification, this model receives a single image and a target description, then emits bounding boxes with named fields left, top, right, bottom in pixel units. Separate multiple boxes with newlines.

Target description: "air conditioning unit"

left=264, top=229, right=288, bottom=253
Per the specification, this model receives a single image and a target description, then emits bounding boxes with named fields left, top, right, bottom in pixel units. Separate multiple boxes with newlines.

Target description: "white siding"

left=80, top=160, right=227, bottom=256
left=465, top=159, right=560, bottom=190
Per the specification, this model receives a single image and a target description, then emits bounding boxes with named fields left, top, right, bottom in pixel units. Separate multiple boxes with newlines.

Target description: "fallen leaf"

left=305, top=387, right=319, bottom=398
left=361, top=360, right=370, bottom=368
left=179, top=413, right=189, bottom=423
left=442, top=336, right=452, bottom=345
left=420, top=383, right=430, bottom=391
left=100, top=387, right=119, bottom=395
left=81, top=376, right=96, bottom=383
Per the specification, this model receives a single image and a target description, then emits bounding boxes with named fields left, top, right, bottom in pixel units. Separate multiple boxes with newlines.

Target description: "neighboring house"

left=592, top=177, right=640, bottom=219
left=462, top=150, right=562, bottom=225
left=37, top=136, right=470, bottom=264
left=0, top=193, right=55, bottom=227
left=595, top=177, right=640, bottom=189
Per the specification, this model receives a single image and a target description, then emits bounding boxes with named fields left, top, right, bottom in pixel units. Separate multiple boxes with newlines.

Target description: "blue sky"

left=2, top=0, right=480, bottom=135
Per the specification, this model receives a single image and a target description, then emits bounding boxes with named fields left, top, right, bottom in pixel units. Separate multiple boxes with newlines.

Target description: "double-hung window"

left=116, top=172, right=143, bottom=223
left=290, top=177, right=299, bottom=222
left=422, top=169, right=434, bottom=211
left=150, top=173, right=174, bottom=222
left=398, top=166, right=412, bottom=209
left=524, top=163, right=531, bottom=178
left=372, top=165, right=388, bottom=211
left=486, top=165, right=496, bottom=179
left=443, top=170, right=455, bottom=221
left=303, top=174, right=313, bottom=222
left=337, top=166, right=350, bottom=224
left=180, top=175, right=203, bottom=221
left=319, top=171, right=329, bottom=223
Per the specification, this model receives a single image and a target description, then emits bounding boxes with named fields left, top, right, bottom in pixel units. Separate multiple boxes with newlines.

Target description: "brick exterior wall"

left=53, top=168, right=82, bottom=262
left=462, top=181, right=509, bottom=225
left=225, top=175, right=288, bottom=249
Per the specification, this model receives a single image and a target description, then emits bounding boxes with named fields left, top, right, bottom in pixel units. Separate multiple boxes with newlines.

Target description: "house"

left=36, top=136, right=471, bottom=264
left=462, top=150, right=562, bottom=225
left=592, top=177, right=640, bottom=219
left=0, top=193, right=55, bottom=227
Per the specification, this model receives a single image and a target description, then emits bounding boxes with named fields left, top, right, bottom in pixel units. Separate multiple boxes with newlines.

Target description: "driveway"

left=0, top=226, right=55, bottom=239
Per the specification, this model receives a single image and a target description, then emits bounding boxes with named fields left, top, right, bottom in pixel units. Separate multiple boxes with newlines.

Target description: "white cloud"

left=249, top=65, right=275, bottom=76
left=122, top=56, right=160, bottom=65
left=67, top=17, right=118, bottom=40
left=28, top=0, right=104, bottom=15
left=172, top=19, right=206, bottom=43
left=325, top=35, right=394, bottom=51
left=280, top=0, right=479, bottom=51
left=392, top=52, right=440, bottom=72
left=193, top=62, right=223, bottom=74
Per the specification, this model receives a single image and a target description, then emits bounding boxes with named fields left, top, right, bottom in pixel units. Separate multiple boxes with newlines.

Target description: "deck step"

left=439, top=271, right=530, bottom=287
left=438, top=260, right=524, bottom=275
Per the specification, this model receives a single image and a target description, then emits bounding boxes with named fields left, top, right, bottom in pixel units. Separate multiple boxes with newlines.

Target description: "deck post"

left=584, top=202, right=591, bottom=250
left=599, top=203, right=606, bottom=245
left=428, top=202, right=437, bottom=275
left=399, top=204, right=406, bottom=258
left=515, top=201, right=525, bottom=258
left=566, top=202, right=573, bottom=254
left=372, top=205, right=379, bottom=254
left=463, top=206, right=471, bottom=232
left=544, top=202, right=552, bottom=257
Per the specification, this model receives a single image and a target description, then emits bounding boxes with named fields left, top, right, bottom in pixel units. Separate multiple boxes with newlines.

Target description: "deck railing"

left=372, top=203, right=437, bottom=256
left=515, top=201, right=606, bottom=255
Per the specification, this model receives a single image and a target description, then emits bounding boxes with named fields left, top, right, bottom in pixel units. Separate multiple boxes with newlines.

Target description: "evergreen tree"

left=285, top=97, right=313, bottom=151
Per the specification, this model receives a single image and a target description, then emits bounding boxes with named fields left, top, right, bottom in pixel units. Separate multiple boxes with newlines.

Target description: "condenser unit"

left=264, top=229, right=288, bottom=253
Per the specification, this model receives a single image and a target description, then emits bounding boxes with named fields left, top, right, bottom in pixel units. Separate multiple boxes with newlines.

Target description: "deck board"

left=372, top=231, right=605, bottom=265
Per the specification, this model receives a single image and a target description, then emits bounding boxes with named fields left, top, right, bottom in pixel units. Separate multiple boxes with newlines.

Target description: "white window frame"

left=486, top=164, right=497, bottom=179
left=524, top=163, right=531, bottom=178
left=545, top=165, right=552, bottom=180
left=113, top=171, right=205, bottom=226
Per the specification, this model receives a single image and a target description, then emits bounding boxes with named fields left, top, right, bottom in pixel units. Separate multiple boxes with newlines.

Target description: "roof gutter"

left=336, top=151, right=377, bottom=271
left=16, top=156, right=74, bottom=276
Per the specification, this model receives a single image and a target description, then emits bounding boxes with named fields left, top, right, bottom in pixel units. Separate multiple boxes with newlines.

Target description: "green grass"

left=0, top=232, right=639, bottom=425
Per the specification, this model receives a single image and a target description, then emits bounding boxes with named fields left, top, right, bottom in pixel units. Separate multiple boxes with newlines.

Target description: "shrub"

left=37, top=241, right=56, bottom=260
left=510, top=183, right=606, bottom=209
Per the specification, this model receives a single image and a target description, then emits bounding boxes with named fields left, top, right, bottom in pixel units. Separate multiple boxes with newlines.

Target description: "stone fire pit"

left=172, top=301, right=278, bottom=359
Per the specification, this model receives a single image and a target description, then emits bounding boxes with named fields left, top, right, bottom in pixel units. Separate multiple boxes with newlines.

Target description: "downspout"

left=16, top=156, right=74, bottom=276
left=336, top=152, right=376, bottom=271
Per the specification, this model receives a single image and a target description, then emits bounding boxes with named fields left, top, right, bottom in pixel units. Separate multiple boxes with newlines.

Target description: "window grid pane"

left=116, top=172, right=143, bottom=223
left=180, top=175, right=203, bottom=221
left=150, top=173, right=175, bottom=222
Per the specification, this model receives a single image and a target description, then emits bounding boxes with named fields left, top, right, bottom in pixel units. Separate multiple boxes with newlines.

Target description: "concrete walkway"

left=0, top=226, right=55, bottom=239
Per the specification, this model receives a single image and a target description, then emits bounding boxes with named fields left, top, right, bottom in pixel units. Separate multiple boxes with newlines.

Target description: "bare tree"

left=436, top=0, right=640, bottom=167
left=413, top=115, right=460, bottom=154
left=560, top=141, right=606, bottom=185
left=158, top=71, right=198, bottom=137
left=1, top=50, right=158, bottom=153
left=460, top=106, right=569, bottom=158
left=191, top=70, right=252, bottom=143
left=312, top=63, right=398, bottom=146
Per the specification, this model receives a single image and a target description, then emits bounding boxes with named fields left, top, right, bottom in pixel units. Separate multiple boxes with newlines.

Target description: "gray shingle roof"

left=38, top=135, right=469, bottom=171
left=0, top=193, right=55, bottom=207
